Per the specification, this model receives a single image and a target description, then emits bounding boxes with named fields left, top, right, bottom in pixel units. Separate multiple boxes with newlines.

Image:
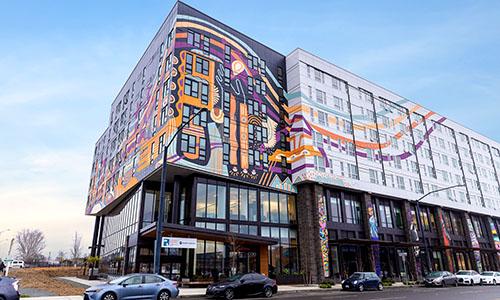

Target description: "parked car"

left=341, top=272, right=383, bottom=292
left=206, top=273, right=277, bottom=300
left=455, top=270, right=481, bottom=285
left=424, top=271, right=458, bottom=287
left=0, top=276, right=20, bottom=300
left=480, top=271, right=500, bottom=285
left=83, top=274, right=179, bottom=300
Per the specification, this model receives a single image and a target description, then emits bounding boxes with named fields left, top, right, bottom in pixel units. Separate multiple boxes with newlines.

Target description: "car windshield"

left=428, top=272, right=443, bottom=277
left=349, top=273, right=362, bottom=280
left=481, top=272, right=494, bottom=276
left=456, top=271, right=470, bottom=275
left=108, top=275, right=132, bottom=284
left=227, top=274, right=243, bottom=282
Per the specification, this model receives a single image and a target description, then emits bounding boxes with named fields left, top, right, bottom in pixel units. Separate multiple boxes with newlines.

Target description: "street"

left=192, top=285, right=500, bottom=300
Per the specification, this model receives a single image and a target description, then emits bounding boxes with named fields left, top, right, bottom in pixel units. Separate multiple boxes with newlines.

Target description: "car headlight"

left=87, top=289, right=103, bottom=293
left=354, top=280, right=358, bottom=284
left=341, top=280, right=345, bottom=284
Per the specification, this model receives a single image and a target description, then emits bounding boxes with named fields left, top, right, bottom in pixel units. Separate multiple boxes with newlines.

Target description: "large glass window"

left=344, top=194, right=362, bottom=224
left=260, top=191, right=295, bottom=224
left=329, top=192, right=342, bottom=222
left=195, top=181, right=226, bottom=219
left=378, top=200, right=393, bottom=228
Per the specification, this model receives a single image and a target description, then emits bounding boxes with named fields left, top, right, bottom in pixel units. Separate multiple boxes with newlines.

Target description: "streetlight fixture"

left=414, top=183, right=465, bottom=276
left=154, top=107, right=208, bottom=274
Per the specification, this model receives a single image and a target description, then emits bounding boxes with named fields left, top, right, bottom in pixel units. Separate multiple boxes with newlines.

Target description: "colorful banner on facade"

left=439, top=214, right=454, bottom=273
left=490, top=222, right=500, bottom=263
left=318, top=194, right=330, bottom=277
left=466, top=218, right=483, bottom=272
left=367, top=201, right=381, bottom=275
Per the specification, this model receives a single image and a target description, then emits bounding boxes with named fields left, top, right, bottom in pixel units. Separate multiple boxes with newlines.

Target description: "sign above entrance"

left=161, top=237, right=197, bottom=249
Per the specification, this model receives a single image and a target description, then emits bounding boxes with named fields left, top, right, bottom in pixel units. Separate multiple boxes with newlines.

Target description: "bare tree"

left=15, top=229, right=46, bottom=263
left=70, top=232, right=82, bottom=261
left=226, top=231, right=242, bottom=276
left=56, top=250, right=66, bottom=263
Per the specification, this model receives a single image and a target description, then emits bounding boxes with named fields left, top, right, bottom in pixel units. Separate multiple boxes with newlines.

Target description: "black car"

left=206, top=273, right=277, bottom=300
left=424, top=271, right=458, bottom=287
left=0, top=276, right=20, bottom=300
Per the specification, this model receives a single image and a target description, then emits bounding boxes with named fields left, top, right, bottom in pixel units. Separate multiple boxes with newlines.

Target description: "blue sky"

left=0, top=0, right=499, bottom=258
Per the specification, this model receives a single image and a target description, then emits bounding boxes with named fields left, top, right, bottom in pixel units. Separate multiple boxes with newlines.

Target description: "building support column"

left=401, top=201, right=419, bottom=281
left=97, top=216, right=105, bottom=258
left=90, top=216, right=101, bottom=258
left=259, top=246, right=269, bottom=277
left=296, top=183, right=325, bottom=283
left=360, top=193, right=376, bottom=273
left=171, top=175, right=182, bottom=224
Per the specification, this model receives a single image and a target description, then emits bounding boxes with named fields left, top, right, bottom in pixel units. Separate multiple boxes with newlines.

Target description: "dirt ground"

left=9, top=267, right=87, bottom=296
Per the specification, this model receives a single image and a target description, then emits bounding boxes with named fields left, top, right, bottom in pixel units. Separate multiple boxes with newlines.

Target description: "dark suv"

left=342, top=272, right=383, bottom=292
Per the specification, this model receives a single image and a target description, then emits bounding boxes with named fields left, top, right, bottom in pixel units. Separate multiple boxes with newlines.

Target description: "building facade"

left=87, top=1, right=500, bottom=283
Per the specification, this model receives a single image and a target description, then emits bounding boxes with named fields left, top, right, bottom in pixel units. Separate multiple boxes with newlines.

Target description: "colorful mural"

left=439, top=214, right=454, bottom=273
left=490, top=222, right=500, bottom=263
left=86, top=10, right=294, bottom=214
left=318, top=194, right=330, bottom=277
left=466, top=218, right=483, bottom=272
left=367, top=201, right=381, bottom=275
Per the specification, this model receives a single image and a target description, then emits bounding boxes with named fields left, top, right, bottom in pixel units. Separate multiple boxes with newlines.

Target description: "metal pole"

left=414, top=183, right=465, bottom=276
left=154, top=107, right=207, bottom=274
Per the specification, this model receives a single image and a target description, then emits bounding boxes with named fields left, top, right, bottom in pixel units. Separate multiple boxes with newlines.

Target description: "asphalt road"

left=194, top=285, right=500, bottom=300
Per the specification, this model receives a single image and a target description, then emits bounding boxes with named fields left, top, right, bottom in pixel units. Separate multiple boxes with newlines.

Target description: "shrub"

left=319, top=282, right=332, bottom=288
left=382, top=281, right=393, bottom=286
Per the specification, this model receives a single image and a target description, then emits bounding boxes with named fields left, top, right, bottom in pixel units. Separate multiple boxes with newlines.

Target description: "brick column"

left=360, top=193, right=376, bottom=272
left=401, top=200, right=419, bottom=280
left=434, top=207, right=454, bottom=272
left=296, top=183, right=325, bottom=283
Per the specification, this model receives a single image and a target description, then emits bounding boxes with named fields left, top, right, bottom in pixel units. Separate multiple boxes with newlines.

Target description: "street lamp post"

left=414, top=183, right=465, bottom=276
left=154, top=107, right=207, bottom=274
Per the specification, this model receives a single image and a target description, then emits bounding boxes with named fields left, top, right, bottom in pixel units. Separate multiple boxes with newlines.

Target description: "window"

left=318, top=111, right=326, bottom=125
left=202, top=36, right=210, bottom=55
left=195, top=57, right=209, bottom=75
left=247, top=76, right=253, bottom=94
left=260, top=191, right=294, bottom=224
left=277, top=66, right=283, bottom=83
left=378, top=200, right=393, bottom=228
left=224, top=67, right=231, bottom=85
left=333, top=96, right=343, bottom=111
left=344, top=194, right=362, bottom=224
left=396, top=176, right=405, bottom=189
left=224, top=45, right=231, bottom=63
left=223, top=117, right=230, bottom=138
left=186, top=53, right=193, bottom=74
left=329, top=193, right=342, bottom=222
left=184, top=78, right=199, bottom=98
left=158, top=134, right=165, bottom=154
left=150, top=142, right=155, bottom=162
left=187, top=30, right=200, bottom=48
left=223, top=143, right=229, bottom=165
left=369, top=169, right=378, bottom=184
left=347, top=163, right=358, bottom=179
left=367, top=148, right=376, bottom=162
left=196, top=181, right=226, bottom=219
left=223, top=91, right=230, bottom=112
left=316, top=89, right=325, bottom=104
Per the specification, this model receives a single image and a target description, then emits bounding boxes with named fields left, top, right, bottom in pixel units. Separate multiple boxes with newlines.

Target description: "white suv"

left=8, top=260, right=25, bottom=268
left=455, top=270, right=481, bottom=285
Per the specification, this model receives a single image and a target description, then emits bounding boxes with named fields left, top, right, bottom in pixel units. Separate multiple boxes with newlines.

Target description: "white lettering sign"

left=161, top=237, right=197, bottom=249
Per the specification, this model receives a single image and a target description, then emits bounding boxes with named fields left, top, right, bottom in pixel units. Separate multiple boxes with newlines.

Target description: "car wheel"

left=102, top=292, right=116, bottom=300
left=377, top=282, right=383, bottom=291
left=264, top=286, right=273, bottom=298
left=225, top=288, right=235, bottom=300
left=358, top=283, right=365, bottom=292
left=158, top=290, right=170, bottom=300
left=493, top=279, right=497, bottom=286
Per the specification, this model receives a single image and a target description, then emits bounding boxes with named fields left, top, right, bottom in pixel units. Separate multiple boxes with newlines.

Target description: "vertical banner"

left=367, top=201, right=381, bottom=275
left=466, top=218, right=483, bottom=272
left=439, top=214, right=454, bottom=273
left=318, top=194, right=330, bottom=277
left=490, top=222, right=500, bottom=263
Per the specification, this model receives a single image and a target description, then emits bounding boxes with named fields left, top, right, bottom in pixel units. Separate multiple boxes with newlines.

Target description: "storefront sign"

left=161, top=237, right=197, bottom=249
left=368, top=201, right=381, bottom=275
left=318, top=194, right=330, bottom=278
left=490, top=222, right=500, bottom=262
left=466, top=218, right=482, bottom=272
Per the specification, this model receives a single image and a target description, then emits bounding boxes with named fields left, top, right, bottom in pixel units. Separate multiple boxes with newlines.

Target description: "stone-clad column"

left=296, top=183, right=325, bottom=283
left=401, top=201, right=419, bottom=281
left=360, top=193, right=376, bottom=272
